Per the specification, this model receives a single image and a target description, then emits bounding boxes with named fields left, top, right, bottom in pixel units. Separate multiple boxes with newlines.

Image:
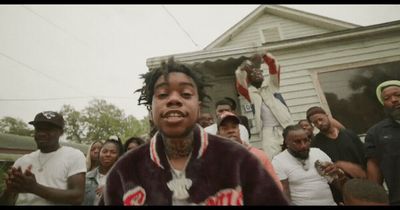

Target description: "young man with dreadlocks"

left=102, top=57, right=288, bottom=206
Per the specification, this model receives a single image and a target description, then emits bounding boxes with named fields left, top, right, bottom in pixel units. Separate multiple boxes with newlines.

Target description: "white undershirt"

left=94, top=171, right=107, bottom=205
left=166, top=153, right=193, bottom=206
left=261, top=102, right=279, bottom=127
left=170, top=169, right=191, bottom=205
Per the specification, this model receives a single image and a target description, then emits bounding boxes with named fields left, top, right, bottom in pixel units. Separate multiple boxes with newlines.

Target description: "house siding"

left=285, top=32, right=399, bottom=115
left=220, top=14, right=331, bottom=49
left=240, top=30, right=400, bottom=147
left=146, top=6, right=400, bottom=149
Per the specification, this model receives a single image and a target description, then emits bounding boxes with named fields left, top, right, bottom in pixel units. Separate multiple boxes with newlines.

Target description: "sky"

left=1, top=4, right=400, bottom=124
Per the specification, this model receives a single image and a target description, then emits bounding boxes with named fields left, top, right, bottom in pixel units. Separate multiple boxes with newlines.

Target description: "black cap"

left=29, top=111, right=65, bottom=129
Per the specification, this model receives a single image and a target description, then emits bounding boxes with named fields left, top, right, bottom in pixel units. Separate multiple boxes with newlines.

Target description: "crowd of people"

left=0, top=111, right=146, bottom=206
left=0, top=51, right=398, bottom=206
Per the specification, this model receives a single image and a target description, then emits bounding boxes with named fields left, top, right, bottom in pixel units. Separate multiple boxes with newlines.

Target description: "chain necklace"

left=37, top=149, right=58, bottom=172
left=166, top=152, right=193, bottom=200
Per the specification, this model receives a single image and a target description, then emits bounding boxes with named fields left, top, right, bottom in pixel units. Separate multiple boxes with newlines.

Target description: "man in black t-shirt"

left=306, top=106, right=367, bottom=204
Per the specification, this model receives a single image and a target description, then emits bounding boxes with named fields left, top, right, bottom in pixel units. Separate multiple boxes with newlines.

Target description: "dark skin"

left=367, top=86, right=400, bottom=185
left=151, top=72, right=200, bottom=170
left=240, top=60, right=264, bottom=89
left=0, top=122, right=85, bottom=205
left=309, top=113, right=366, bottom=179
left=281, top=129, right=348, bottom=203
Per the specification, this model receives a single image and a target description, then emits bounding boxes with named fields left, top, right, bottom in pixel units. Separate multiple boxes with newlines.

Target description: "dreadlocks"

left=281, top=124, right=304, bottom=151
left=136, top=57, right=212, bottom=111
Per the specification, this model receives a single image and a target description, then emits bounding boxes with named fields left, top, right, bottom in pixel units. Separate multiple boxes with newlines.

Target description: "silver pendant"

left=167, top=177, right=192, bottom=200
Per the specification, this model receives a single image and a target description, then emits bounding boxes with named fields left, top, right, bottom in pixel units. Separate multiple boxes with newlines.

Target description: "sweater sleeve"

left=241, top=152, right=288, bottom=205
left=103, top=165, right=124, bottom=205
left=262, top=53, right=280, bottom=90
left=235, top=60, right=252, bottom=103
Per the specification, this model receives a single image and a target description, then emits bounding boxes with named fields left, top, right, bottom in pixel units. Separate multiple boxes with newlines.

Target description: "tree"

left=121, top=115, right=151, bottom=141
left=83, top=99, right=127, bottom=143
left=60, top=105, right=86, bottom=144
left=324, top=63, right=399, bottom=134
left=0, top=116, right=33, bottom=136
left=61, top=99, right=150, bottom=144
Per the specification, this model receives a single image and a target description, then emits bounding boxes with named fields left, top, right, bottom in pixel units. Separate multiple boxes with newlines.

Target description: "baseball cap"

left=29, top=111, right=65, bottom=129
left=217, top=111, right=241, bottom=128
left=376, top=80, right=400, bottom=105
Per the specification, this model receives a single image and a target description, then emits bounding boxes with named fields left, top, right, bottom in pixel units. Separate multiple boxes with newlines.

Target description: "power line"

left=0, top=96, right=136, bottom=102
left=162, top=5, right=199, bottom=48
left=0, top=51, right=90, bottom=97
left=0, top=97, right=90, bottom=102
left=22, top=6, right=93, bottom=50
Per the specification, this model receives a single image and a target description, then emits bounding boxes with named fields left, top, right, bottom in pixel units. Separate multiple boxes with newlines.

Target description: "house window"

left=259, top=26, right=282, bottom=43
left=318, top=60, right=400, bottom=134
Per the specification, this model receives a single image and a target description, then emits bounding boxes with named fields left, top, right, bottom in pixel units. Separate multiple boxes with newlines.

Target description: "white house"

left=146, top=5, right=400, bottom=148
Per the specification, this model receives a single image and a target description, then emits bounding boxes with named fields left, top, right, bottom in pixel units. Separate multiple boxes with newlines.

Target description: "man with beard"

left=102, top=57, right=288, bottom=206
left=298, top=118, right=344, bottom=142
left=364, top=80, right=400, bottom=205
left=235, top=52, right=293, bottom=160
left=0, top=111, right=86, bottom=205
left=306, top=106, right=366, bottom=204
left=271, top=125, right=346, bottom=205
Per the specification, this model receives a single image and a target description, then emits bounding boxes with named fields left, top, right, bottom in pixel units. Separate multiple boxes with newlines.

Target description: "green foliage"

left=0, top=117, right=33, bottom=137
left=0, top=162, right=13, bottom=194
left=60, top=105, right=86, bottom=143
left=61, top=99, right=150, bottom=144
left=0, top=99, right=149, bottom=145
left=83, top=99, right=126, bottom=143
left=121, top=115, right=151, bottom=141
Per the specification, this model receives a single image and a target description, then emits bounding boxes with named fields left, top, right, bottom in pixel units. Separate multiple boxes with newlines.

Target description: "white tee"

left=260, top=102, right=280, bottom=128
left=271, top=148, right=336, bottom=205
left=204, top=123, right=249, bottom=143
left=13, top=146, right=87, bottom=205
left=94, top=171, right=108, bottom=205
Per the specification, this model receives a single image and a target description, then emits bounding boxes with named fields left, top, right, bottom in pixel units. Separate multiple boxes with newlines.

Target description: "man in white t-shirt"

left=204, top=98, right=249, bottom=144
left=271, top=124, right=347, bottom=205
left=0, top=111, right=87, bottom=205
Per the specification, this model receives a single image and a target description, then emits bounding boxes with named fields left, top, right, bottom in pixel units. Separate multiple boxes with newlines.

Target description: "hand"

left=322, top=162, right=345, bottom=179
left=96, top=185, right=104, bottom=197
left=10, top=165, right=38, bottom=194
left=4, top=167, right=20, bottom=193
left=239, top=60, right=254, bottom=73
left=6, top=167, right=26, bottom=193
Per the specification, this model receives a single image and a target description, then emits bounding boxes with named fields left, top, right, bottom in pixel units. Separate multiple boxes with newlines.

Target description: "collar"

left=382, top=117, right=400, bottom=128
left=149, top=124, right=209, bottom=169
left=86, top=167, right=99, bottom=179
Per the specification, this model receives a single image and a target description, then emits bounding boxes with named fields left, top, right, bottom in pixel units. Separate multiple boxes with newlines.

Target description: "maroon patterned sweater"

left=103, top=125, right=288, bottom=206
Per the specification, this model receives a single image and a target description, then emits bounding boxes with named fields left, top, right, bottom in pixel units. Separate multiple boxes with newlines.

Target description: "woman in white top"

left=82, top=138, right=123, bottom=205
